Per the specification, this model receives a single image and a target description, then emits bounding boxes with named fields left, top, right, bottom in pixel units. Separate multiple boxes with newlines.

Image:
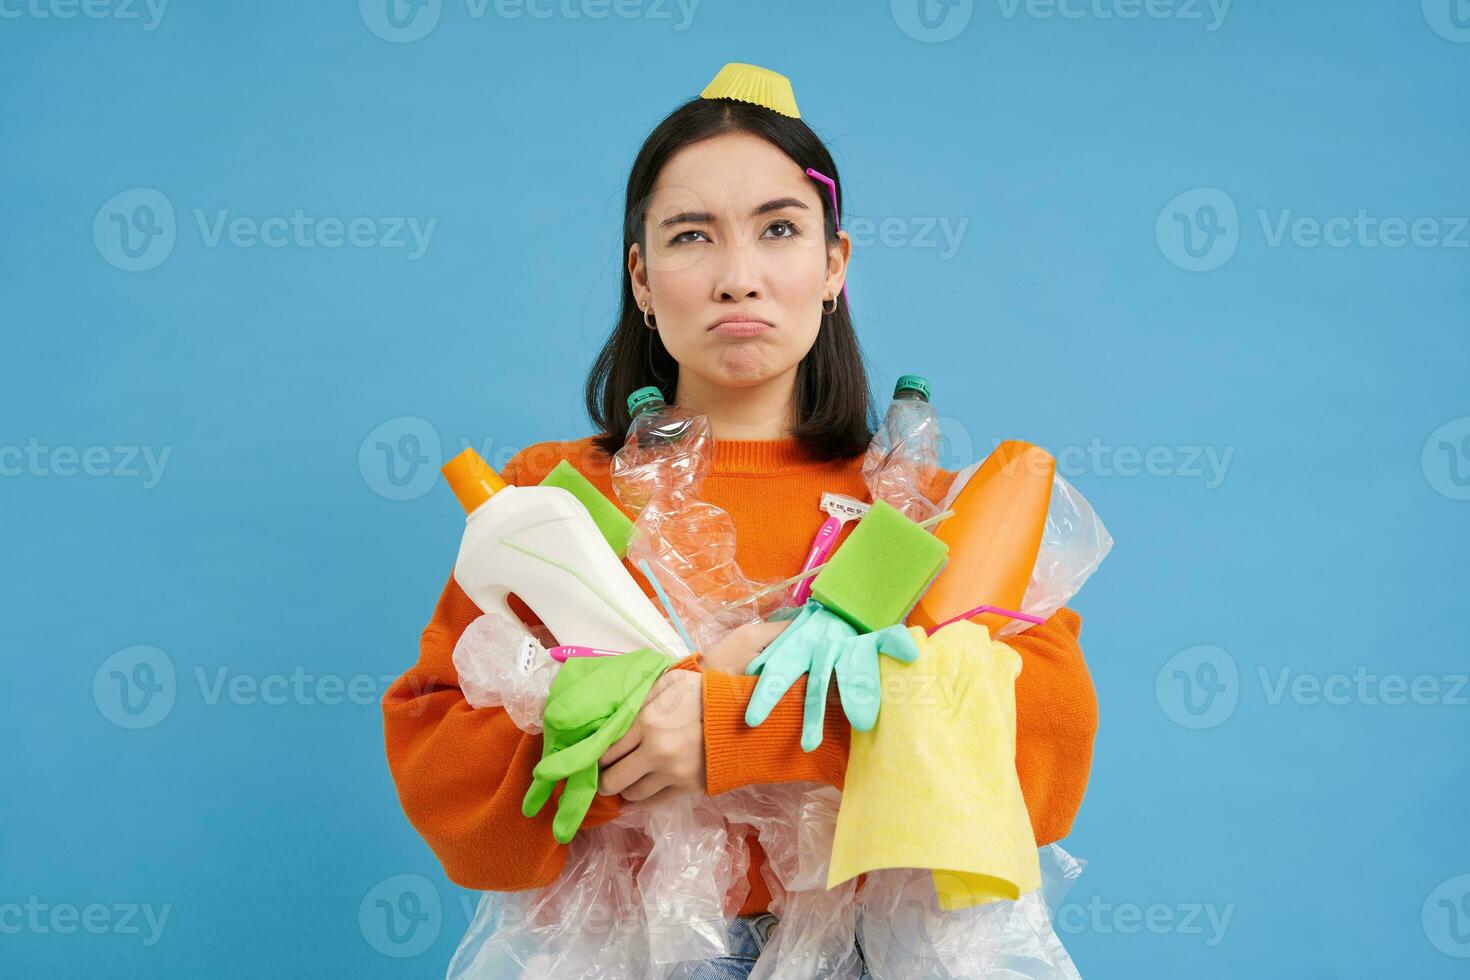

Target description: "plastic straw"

left=636, top=558, right=695, bottom=653
left=925, top=603, right=1045, bottom=636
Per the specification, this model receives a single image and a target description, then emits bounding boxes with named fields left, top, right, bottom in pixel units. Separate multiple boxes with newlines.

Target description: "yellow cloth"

left=827, top=622, right=1041, bottom=910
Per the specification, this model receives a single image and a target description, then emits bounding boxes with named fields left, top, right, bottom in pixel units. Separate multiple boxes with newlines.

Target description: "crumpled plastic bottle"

left=610, top=386, right=781, bottom=650
left=862, top=374, right=943, bottom=524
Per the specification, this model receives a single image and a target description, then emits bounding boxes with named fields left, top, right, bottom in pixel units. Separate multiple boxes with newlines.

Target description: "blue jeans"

left=677, top=912, right=872, bottom=979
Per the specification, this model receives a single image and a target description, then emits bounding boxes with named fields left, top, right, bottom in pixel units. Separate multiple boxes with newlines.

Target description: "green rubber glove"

left=744, top=600, right=920, bottom=752
left=522, top=646, right=674, bottom=843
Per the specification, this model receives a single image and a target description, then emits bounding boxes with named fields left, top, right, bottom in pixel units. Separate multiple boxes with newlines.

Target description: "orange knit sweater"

left=382, top=435, right=1098, bottom=917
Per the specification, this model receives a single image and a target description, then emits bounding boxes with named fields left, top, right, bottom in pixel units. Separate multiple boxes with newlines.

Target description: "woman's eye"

left=671, top=229, right=709, bottom=245
left=765, top=220, right=800, bottom=239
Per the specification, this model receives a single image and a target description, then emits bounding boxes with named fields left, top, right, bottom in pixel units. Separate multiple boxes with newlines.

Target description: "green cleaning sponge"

left=810, top=498, right=950, bottom=632
left=539, top=460, right=634, bottom=558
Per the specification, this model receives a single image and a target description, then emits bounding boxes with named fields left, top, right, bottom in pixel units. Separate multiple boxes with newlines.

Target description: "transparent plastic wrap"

left=853, top=845, right=1086, bottom=980
left=718, top=784, right=1084, bottom=980
left=937, top=462, right=1113, bottom=637
left=452, top=613, right=561, bottom=733
left=611, top=394, right=782, bottom=650
left=862, top=386, right=943, bottom=524
left=450, top=619, right=743, bottom=974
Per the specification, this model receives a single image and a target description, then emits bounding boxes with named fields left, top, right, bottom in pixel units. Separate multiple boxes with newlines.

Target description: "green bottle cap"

left=894, top=375, right=931, bottom=401
left=626, top=386, right=666, bottom=418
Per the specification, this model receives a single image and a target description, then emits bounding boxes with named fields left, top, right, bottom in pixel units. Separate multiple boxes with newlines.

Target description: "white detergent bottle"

left=441, top=448, right=690, bottom=658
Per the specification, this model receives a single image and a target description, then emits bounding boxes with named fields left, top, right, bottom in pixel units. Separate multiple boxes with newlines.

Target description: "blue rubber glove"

left=744, top=600, right=920, bottom=752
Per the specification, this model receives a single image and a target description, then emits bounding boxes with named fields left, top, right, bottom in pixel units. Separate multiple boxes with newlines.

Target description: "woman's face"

left=629, top=131, right=850, bottom=389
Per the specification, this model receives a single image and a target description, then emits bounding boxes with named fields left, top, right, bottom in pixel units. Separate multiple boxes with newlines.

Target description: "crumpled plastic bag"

left=446, top=770, right=1086, bottom=979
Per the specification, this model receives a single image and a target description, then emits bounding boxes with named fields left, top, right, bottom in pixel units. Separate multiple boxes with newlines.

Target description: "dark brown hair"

left=585, top=96, right=877, bottom=460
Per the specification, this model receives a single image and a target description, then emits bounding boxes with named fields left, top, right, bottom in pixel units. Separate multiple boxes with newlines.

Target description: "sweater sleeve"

left=702, top=607, right=1098, bottom=846
left=380, top=453, right=697, bottom=891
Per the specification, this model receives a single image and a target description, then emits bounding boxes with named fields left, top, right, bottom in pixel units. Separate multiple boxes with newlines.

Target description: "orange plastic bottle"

left=906, top=440, right=1055, bottom=636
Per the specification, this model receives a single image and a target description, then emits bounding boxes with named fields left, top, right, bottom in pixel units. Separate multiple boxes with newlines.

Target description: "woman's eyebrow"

left=657, top=197, right=810, bottom=228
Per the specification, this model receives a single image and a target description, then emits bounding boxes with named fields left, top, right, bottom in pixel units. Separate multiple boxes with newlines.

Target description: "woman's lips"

left=711, top=319, right=773, bottom=338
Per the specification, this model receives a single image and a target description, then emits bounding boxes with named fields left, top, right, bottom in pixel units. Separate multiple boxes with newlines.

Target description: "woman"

left=383, top=63, right=1098, bottom=978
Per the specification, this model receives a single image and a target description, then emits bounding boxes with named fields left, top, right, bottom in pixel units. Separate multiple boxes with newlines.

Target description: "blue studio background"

left=3, top=1, right=1467, bottom=976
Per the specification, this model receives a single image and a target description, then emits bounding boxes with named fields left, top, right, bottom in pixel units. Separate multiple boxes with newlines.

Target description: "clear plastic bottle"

left=611, top=387, right=778, bottom=650
left=862, top=374, right=943, bottom=523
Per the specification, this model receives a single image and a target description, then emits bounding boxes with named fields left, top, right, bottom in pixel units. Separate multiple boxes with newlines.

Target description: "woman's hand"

left=698, top=617, right=794, bottom=675
left=597, top=668, right=706, bottom=804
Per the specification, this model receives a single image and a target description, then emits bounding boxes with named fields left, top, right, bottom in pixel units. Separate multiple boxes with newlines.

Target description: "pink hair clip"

left=805, top=167, right=847, bottom=300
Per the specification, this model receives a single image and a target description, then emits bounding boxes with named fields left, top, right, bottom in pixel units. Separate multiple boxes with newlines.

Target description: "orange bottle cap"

left=441, top=448, right=508, bottom=513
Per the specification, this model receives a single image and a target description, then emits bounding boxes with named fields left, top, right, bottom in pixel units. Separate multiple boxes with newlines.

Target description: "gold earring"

left=822, top=295, right=838, bottom=315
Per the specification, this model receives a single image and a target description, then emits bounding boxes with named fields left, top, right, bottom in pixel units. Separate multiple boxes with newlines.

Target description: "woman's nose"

left=713, top=240, right=761, bottom=300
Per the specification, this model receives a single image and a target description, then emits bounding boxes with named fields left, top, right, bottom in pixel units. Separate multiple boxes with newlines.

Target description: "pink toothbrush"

left=548, top=644, right=626, bottom=663
left=791, top=493, right=870, bottom=605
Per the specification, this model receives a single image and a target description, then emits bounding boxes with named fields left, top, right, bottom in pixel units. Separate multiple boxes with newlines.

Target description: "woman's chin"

left=714, top=346, right=771, bottom=381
